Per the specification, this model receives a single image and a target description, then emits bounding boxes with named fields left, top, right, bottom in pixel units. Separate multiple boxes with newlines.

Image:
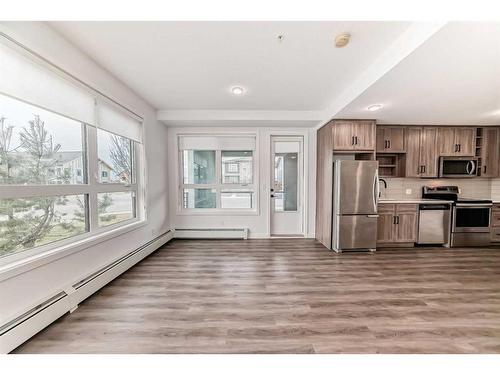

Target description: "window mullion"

left=86, top=124, right=99, bottom=232
left=216, top=150, right=222, bottom=208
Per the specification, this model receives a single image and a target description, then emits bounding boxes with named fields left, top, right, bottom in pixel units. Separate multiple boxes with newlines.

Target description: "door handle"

left=484, top=165, right=487, bottom=174
left=388, top=140, right=391, bottom=149
left=384, top=140, right=388, bottom=149
left=458, top=144, right=461, bottom=152
left=422, top=165, right=426, bottom=174
left=351, top=136, right=355, bottom=145
left=393, top=216, right=396, bottom=225
left=454, top=144, right=458, bottom=152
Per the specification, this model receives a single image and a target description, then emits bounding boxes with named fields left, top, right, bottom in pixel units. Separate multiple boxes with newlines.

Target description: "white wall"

left=0, top=22, right=170, bottom=322
left=167, top=126, right=316, bottom=238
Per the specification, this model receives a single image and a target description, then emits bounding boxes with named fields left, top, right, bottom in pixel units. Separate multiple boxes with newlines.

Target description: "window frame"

left=0, top=95, right=145, bottom=267
left=178, top=146, right=257, bottom=214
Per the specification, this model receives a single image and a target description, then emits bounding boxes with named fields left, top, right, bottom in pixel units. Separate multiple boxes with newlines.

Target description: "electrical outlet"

left=405, top=188, right=412, bottom=195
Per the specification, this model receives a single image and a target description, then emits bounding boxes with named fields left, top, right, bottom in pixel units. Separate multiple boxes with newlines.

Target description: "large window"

left=0, top=94, right=84, bottom=185
left=0, top=39, right=144, bottom=262
left=179, top=136, right=256, bottom=211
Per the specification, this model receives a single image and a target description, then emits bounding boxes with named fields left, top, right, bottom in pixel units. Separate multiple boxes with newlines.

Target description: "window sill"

left=176, top=209, right=259, bottom=216
left=0, top=220, right=147, bottom=282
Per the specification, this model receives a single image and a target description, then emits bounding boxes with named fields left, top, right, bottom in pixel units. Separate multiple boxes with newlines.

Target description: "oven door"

left=453, top=205, right=491, bottom=233
left=439, top=158, right=477, bottom=178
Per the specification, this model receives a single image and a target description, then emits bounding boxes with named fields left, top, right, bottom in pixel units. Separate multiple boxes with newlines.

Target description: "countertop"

left=379, top=199, right=453, bottom=204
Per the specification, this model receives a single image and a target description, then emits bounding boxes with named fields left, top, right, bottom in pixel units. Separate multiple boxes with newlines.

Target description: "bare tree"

left=109, top=135, right=131, bottom=182
left=0, top=117, right=14, bottom=181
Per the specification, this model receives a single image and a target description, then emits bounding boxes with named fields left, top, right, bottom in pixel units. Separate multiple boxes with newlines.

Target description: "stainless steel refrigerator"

left=331, top=160, right=379, bottom=252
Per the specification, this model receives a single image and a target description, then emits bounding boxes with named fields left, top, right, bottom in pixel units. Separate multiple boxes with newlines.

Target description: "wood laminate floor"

left=13, top=239, right=500, bottom=354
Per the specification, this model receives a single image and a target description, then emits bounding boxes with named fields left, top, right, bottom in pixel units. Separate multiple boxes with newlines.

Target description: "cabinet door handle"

left=351, top=136, right=355, bottom=145
left=396, top=215, right=400, bottom=224
left=388, top=140, right=391, bottom=149
left=484, top=165, right=487, bottom=174
left=422, top=165, right=426, bottom=173
left=355, top=136, right=359, bottom=145
left=393, top=216, right=396, bottom=225
left=458, top=144, right=461, bottom=152
left=454, top=144, right=458, bottom=152
left=384, top=140, right=388, bottom=149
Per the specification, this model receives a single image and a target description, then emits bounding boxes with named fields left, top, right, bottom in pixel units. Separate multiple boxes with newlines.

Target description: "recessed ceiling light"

left=367, top=104, right=383, bottom=112
left=231, top=86, right=245, bottom=96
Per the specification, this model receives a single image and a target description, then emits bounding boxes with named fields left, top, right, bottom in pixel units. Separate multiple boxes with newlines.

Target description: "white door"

left=270, top=136, right=304, bottom=236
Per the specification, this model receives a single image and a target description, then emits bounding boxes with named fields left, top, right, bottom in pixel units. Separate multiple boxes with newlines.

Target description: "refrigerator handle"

left=373, top=169, right=379, bottom=211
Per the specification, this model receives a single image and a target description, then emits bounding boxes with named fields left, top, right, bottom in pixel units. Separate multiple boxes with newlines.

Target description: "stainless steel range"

left=422, top=186, right=492, bottom=247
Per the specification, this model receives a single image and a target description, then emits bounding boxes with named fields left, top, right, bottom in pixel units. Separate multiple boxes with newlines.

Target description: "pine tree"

left=0, top=115, right=66, bottom=254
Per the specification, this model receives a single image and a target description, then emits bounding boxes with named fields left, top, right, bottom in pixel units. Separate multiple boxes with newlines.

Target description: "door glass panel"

left=273, top=144, right=298, bottom=212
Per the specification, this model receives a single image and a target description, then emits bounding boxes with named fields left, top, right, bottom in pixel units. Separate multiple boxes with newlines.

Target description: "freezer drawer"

left=335, top=214, right=378, bottom=251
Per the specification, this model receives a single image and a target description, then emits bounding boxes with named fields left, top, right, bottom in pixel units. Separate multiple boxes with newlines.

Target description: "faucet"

left=379, top=178, right=387, bottom=198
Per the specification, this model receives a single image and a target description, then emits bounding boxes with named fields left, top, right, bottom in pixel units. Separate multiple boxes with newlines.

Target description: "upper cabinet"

left=479, top=128, right=499, bottom=178
left=404, top=127, right=438, bottom=178
left=437, top=127, right=476, bottom=156
left=376, top=126, right=405, bottom=153
left=332, top=120, right=376, bottom=151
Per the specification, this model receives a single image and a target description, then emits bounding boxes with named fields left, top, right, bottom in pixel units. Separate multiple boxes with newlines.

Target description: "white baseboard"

left=0, top=230, right=173, bottom=354
left=174, top=228, right=248, bottom=239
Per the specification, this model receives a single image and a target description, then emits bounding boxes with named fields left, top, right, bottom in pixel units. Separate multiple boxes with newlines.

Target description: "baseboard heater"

left=0, top=229, right=173, bottom=354
left=174, top=228, right=248, bottom=239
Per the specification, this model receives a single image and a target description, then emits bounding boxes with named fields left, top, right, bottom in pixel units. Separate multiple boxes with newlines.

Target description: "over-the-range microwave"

left=439, top=156, right=478, bottom=178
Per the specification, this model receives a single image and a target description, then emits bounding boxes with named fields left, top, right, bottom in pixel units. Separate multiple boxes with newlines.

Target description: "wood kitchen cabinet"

left=491, top=203, right=500, bottom=243
left=376, top=126, right=405, bottom=153
left=394, top=204, right=418, bottom=242
left=316, top=119, right=376, bottom=248
left=377, top=203, right=418, bottom=245
left=377, top=204, right=396, bottom=243
left=437, top=127, right=476, bottom=156
left=479, top=127, right=499, bottom=178
left=332, top=120, right=375, bottom=151
left=404, top=127, right=438, bottom=178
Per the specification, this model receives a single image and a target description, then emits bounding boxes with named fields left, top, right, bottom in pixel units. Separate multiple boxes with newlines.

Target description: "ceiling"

left=49, top=21, right=500, bottom=127
left=49, top=21, right=410, bottom=110
left=337, top=22, right=500, bottom=125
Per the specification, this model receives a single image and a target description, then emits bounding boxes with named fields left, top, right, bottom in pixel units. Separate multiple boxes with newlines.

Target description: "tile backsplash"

left=380, top=178, right=498, bottom=200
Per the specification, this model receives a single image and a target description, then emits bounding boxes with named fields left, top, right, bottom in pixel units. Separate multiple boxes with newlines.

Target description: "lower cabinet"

left=377, top=203, right=418, bottom=245
left=491, top=204, right=500, bottom=243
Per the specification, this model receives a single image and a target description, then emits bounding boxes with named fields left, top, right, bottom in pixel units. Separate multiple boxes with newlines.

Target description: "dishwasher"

left=417, top=203, right=451, bottom=246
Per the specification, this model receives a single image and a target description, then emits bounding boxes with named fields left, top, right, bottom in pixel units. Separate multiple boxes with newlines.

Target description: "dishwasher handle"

left=419, top=204, right=451, bottom=210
